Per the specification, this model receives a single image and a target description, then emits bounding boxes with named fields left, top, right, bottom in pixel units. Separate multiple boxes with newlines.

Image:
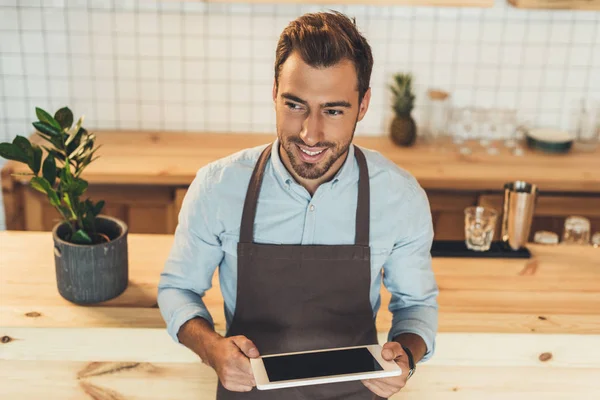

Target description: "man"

left=158, top=11, right=438, bottom=400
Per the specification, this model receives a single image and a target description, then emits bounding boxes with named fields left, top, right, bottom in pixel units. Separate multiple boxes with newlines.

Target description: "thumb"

left=381, top=342, right=402, bottom=361
left=231, top=336, right=260, bottom=358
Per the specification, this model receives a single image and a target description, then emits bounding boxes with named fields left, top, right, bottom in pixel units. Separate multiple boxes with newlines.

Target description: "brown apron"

left=216, top=144, right=381, bottom=400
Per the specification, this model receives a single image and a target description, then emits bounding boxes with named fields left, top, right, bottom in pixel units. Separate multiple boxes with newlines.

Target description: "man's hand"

left=177, top=318, right=260, bottom=393
left=361, top=342, right=410, bottom=398
left=203, top=335, right=260, bottom=392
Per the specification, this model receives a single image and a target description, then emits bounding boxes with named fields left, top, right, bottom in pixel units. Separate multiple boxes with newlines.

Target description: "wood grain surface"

left=4, top=131, right=600, bottom=192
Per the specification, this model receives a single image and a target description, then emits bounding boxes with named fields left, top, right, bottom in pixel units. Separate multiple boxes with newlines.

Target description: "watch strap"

left=401, top=345, right=416, bottom=380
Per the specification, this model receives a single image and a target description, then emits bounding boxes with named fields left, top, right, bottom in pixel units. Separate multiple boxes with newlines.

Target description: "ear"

left=272, top=78, right=277, bottom=103
left=357, top=87, right=371, bottom=122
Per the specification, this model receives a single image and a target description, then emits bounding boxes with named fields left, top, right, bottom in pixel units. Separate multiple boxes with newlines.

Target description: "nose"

left=300, top=112, right=324, bottom=147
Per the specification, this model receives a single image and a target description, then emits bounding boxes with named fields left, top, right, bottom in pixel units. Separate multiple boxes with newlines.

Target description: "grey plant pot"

left=52, top=215, right=129, bottom=305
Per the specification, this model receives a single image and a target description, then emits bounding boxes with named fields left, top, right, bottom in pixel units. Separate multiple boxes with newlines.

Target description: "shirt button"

left=309, top=205, right=315, bottom=211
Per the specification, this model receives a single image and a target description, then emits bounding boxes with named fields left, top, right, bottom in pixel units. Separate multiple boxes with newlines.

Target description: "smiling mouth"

left=300, top=147, right=325, bottom=156
left=294, top=144, right=329, bottom=164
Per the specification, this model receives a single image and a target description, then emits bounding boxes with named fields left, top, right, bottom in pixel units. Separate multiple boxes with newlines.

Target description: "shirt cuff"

left=167, top=303, right=215, bottom=344
left=388, top=318, right=436, bottom=362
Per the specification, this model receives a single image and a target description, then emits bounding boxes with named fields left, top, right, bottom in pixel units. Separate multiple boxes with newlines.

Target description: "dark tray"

left=431, top=240, right=531, bottom=258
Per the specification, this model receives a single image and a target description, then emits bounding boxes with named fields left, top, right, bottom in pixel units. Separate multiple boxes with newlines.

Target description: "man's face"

left=273, top=52, right=371, bottom=181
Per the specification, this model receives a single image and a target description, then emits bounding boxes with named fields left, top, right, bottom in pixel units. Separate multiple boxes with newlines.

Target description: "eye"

left=326, top=109, right=343, bottom=116
left=285, top=102, right=304, bottom=112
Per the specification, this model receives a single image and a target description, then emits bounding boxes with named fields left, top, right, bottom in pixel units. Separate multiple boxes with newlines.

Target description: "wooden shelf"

left=204, top=0, right=494, bottom=7
left=509, top=0, right=600, bottom=10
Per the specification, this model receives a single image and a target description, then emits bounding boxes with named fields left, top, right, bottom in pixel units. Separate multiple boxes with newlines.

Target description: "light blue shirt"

left=157, top=139, right=439, bottom=361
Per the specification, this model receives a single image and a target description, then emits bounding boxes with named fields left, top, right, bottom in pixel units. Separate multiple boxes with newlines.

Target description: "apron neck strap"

left=240, top=143, right=370, bottom=246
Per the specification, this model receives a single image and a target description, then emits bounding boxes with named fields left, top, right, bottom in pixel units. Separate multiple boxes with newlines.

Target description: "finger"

left=221, top=380, right=254, bottom=393
left=361, top=379, right=389, bottom=398
left=222, top=369, right=256, bottom=389
left=373, top=376, right=404, bottom=392
left=381, top=341, right=403, bottom=361
left=229, top=352, right=255, bottom=379
left=231, top=336, right=260, bottom=358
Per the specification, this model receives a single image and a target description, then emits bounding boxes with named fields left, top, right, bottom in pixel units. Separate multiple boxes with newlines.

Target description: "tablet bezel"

left=250, top=344, right=402, bottom=391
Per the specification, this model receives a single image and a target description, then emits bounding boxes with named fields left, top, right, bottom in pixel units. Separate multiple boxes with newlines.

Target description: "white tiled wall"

left=0, top=0, right=599, bottom=230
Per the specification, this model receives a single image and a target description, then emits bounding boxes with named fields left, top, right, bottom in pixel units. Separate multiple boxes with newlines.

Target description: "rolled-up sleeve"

left=383, top=186, right=439, bottom=362
left=157, top=167, right=224, bottom=344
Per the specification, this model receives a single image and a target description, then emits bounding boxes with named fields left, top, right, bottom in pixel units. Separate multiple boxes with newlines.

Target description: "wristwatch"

left=401, top=345, right=416, bottom=380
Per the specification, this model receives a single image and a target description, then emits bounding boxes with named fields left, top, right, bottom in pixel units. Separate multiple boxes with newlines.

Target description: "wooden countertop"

left=2, top=231, right=599, bottom=332
left=1, top=231, right=599, bottom=399
left=3, top=130, right=600, bottom=193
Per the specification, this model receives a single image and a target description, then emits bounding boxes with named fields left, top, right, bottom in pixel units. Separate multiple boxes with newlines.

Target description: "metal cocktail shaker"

left=502, top=181, right=538, bottom=250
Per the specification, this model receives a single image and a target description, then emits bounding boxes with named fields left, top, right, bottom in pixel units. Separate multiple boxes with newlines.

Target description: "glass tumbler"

left=562, top=216, right=591, bottom=245
left=464, top=206, right=498, bottom=251
left=534, top=230, right=559, bottom=245
left=592, top=232, right=600, bottom=248
left=571, top=98, right=600, bottom=152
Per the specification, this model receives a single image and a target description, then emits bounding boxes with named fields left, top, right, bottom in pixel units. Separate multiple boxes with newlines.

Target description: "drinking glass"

left=562, top=216, right=591, bottom=245
left=501, top=109, right=518, bottom=148
left=533, top=230, right=559, bottom=245
left=571, top=98, right=600, bottom=152
left=484, top=108, right=504, bottom=155
left=424, top=89, right=451, bottom=148
left=464, top=206, right=498, bottom=251
left=592, top=232, right=600, bottom=248
left=453, top=107, right=476, bottom=155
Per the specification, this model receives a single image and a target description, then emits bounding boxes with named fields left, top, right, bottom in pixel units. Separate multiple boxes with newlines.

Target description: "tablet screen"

left=262, top=347, right=383, bottom=382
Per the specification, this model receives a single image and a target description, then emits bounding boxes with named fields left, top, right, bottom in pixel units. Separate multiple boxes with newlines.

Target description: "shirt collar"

left=270, top=139, right=295, bottom=187
left=270, top=139, right=357, bottom=188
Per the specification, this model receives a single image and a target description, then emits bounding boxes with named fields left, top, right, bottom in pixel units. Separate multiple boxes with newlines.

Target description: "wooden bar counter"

left=1, top=231, right=599, bottom=399
left=2, top=131, right=600, bottom=239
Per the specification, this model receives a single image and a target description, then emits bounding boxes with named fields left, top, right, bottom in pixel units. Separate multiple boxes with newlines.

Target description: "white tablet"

left=250, top=344, right=402, bottom=391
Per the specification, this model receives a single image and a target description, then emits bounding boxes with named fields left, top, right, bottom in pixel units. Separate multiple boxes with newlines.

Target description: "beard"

left=279, top=121, right=357, bottom=180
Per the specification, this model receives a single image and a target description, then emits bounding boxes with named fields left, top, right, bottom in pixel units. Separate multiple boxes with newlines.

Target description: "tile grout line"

left=39, top=1, right=52, bottom=112
left=86, top=0, right=98, bottom=128
left=180, top=1, right=187, bottom=131
left=494, top=6, right=508, bottom=109
left=134, top=0, right=143, bottom=130
left=0, top=43, right=8, bottom=143
left=15, top=4, right=31, bottom=129
left=111, top=0, right=120, bottom=130
left=203, top=3, right=208, bottom=132
left=63, top=0, right=74, bottom=109
left=158, top=2, right=165, bottom=132
left=514, top=11, right=531, bottom=125
left=558, top=11, right=576, bottom=130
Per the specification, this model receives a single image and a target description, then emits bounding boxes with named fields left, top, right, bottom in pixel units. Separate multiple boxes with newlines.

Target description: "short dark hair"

left=274, top=11, right=374, bottom=103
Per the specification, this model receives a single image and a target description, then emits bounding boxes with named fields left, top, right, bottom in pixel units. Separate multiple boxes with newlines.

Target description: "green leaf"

left=32, top=122, right=64, bottom=149
left=43, top=147, right=66, bottom=162
left=57, top=205, right=71, bottom=219
left=66, top=131, right=82, bottom=155
left=71, top=178, right=88, bottom=196
left=30, top=145, right=42, bottom=175
left=36, top=107, right=62, bottom=131
left=32, top=121, right=62, bottom=138
left=42, top=154, right=57, bottom=186
left=65, top=116, right=84, bottom=146
left=0, top=142, right=29, bottom=164
left=54, top=107, right=74, bottom=131
left=71, top=229, right=92, bottom=244
left=93, top=200, right=105, bottom=216
left=13, top=136, right=34, bottom=161
left=30, top=176, right=60, bottom=207
left=60, top=160, right=73, bottom=185
left=62, top=192, right=76, bottom=215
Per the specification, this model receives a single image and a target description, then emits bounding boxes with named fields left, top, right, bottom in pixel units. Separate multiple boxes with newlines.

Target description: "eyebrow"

left=281, top=92, right=352, bottom=109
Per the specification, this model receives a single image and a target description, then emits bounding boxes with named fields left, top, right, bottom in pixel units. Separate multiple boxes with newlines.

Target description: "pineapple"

left=389, top=73, right=417, bottom=147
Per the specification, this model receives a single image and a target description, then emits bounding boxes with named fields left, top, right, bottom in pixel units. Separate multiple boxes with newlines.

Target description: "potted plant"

left=0, top=106, right=128, bottom=304
left=389, top=73, right=417, bottom=147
